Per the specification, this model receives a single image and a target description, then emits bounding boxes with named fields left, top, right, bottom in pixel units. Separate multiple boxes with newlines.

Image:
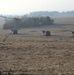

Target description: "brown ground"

left=0, top=17, right=74, bottom=75
left=53, top=17, right=74, bottom=25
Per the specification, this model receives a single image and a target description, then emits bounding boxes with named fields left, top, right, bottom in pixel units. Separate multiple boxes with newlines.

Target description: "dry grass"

left=53, top=17, right=74, bottom=25
left=0, top=17, right=74, bottom=75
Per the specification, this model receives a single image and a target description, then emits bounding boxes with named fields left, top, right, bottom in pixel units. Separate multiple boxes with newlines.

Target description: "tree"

left=3, top=16, right=54, bottom=29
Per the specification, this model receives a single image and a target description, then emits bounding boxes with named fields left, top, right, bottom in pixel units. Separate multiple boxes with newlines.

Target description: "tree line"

left=3, top=16, right=54, bottom=29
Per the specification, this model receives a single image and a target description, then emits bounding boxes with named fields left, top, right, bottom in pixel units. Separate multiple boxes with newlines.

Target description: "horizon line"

left=0, top=10, right=74, bottom=16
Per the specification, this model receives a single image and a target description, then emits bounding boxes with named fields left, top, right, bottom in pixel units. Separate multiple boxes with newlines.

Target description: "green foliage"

left=3, top=16, right=54, bottom=29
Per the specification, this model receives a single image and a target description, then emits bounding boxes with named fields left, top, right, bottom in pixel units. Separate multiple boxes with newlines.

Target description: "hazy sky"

left=0, top=0, right=74, bottom=15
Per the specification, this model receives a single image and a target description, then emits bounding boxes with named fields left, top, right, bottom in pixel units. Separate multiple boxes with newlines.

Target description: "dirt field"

left=0, top=17, right=74, bottom=75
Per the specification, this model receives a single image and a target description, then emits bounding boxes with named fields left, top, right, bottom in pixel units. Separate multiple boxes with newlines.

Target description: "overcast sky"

left=0, top=0, right=74, bottom=15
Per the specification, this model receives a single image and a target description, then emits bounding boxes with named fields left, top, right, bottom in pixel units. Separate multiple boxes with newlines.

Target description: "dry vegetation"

left=53, top=17, right=74, bottom=25
left=0, top=17, right=74, bottom=75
